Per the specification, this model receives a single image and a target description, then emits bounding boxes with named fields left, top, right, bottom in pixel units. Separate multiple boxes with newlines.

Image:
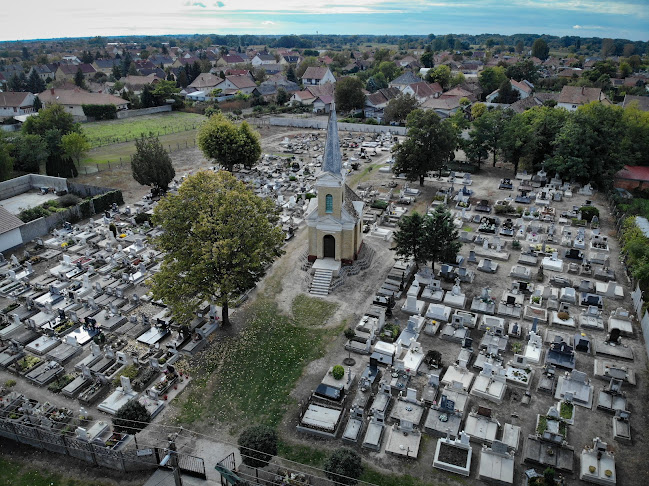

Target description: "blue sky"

left=2, top=0, right=648, bottom=42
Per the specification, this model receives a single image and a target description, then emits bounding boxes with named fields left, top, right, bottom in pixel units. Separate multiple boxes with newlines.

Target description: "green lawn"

left=174, top=295, right=340, bottom=428
left=81, top=112, right=205, bottom=148
left=0, top=457, right=111, bottom=486
left=81, top=128, right=199, bottom=167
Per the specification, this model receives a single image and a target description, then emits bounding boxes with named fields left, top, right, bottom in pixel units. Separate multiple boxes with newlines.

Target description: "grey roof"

left=321, top=107, right=343, bottom=177
left=390, top=71, right=420, bottom=85
left=0, top=206, right=24, bottom=234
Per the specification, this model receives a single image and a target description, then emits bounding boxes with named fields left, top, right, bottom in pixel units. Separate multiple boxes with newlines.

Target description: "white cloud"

left=573, top=24, right=582, bottom=29
left=262, top=20, right=275, bottom=25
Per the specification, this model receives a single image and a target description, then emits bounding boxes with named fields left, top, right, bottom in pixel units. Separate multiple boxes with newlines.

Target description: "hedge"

left=91, top=190, right=124, bottom=214
left=82, top=104, right=117, bottom=120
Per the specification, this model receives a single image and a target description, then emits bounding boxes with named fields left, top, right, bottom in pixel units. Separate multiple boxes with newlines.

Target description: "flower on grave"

left=61, top=242, right=67, bottom=248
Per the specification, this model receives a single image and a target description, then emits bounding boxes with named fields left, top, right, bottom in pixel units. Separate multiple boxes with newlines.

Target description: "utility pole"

left=162, top=433, right=182, bottom=486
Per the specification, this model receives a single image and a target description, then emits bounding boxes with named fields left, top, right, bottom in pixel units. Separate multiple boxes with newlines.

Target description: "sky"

left=2, top=0, right=648, bottom=43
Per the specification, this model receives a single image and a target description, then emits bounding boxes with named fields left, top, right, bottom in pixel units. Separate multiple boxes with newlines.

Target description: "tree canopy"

left=131, top=134, right=176, bottom=193
left=426, top=65, right=451, bottom=89
left=324, top=448, right=363, bottom=486
left=478, top=66, right=507, bottom=97
left=383, top=93, right=419, bottom=124
left=197, top=114, right=261, bottom=171
left=237, top=425, right=278, bottom=469
left=150, top=171, right=285, bottom=325
left=334, top=76, right=365, bottom=112
left=61, top=132, right=90, bottom=169
left=392, top=109, right=458, bottom=186
left=113, top=400, right=151, bottom=435
left=532, top=38, right=550, bottom=60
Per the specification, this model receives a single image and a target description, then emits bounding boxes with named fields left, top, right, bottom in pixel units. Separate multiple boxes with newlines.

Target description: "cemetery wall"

left=19, top=206, right=80, bottom=243
left=68, top=181, right=116, bottom=198
left=0, top=417, right=159, bottom=473
left=631, top=283, right=649, bottom=358
left=116, top=105, right=172, bottom=119
left=268, top=116, right=408, bottom=135
left=0, top=174, right=68, bottom=201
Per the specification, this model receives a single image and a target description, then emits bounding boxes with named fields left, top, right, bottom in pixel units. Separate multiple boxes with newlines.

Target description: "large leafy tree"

left=131, top=134, right=176, bottom=193
left=494, top=80, right=520, bottom=104
left=23, top=104, right=79, bottom=138
left=27, top=70, right=45, bottom=94
left=383, top=93, right=419, bottom=124
left=392, top=109, right=458, bottom=186
left=0, top=137, right=13, bottom=181
left=113, top=400, right=151, bottom=434
left=478, top=66, right=507, bottom=97
left=423, top=205, right=462, bottom=272
left=393, top=212, right=427, bottom=268
left=14, top=134, right=48, bottom=173
left=61, top=132, right=90, bottom=169
left=237, top=425, right=278, bottom=469
left=505, top=59, right=538, bottom=83
left=198, top=114, right=261, bottom=171
left=532, top=38, right=550, bottom=60
left=324, top=448, right=363, bottom=486
left=426, top=65, right=451, bottom=89
left=467, top=108, right=514, bottom=167
left=334, top=76, right=365, bottom=112
left=150, top=170, right=285, bottom=325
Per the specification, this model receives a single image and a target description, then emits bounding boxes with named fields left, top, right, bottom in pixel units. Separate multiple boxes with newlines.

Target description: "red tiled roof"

left=616, top=165, right=649, bottom=182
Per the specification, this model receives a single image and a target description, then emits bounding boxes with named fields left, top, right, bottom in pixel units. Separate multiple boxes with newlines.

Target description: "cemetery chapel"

left=306, top=107, right=364, bottom=263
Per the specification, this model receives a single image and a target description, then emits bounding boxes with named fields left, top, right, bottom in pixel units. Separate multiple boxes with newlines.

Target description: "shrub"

left=579, top=206, right=599, bottom=223
left=512, top=240, right=521, bottom=250
left=58, top=194, right=82, bottom=208
left=113, top=399, right=151, bottom=434
left=4, top=379, right=16, bottom=387
left=18, top=205, right=51, bottom=222
left=134, top=212, right=151, bottom=225
left=238, top=425, right=278, bottom=469
left=494, top=204, right=510, bottom=214
left=557, top=311, right=570, bottom=320
left=332, top=365, right=345, bottom=380
left=324, top=448, right=363, bottom=485
left=370, top=200, right=388, bottom=209
left=82, top=104, right=117, bottom=120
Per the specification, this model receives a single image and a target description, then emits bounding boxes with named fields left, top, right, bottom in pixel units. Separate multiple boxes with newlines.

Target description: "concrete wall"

left=0, top=174, right=68, bottom=201
left=67, top=181, right=114, bottom=198
left=19, top=206, right=80, bottom=244
left=116, top=105, right=172, bottom=119
left=268, top=116, right=407, bottom=135
left=0, top=228, right=23, bottom=252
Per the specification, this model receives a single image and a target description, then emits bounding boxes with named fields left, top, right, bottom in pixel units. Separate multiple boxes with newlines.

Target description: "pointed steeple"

left=321, top=103, right=343, bottom=178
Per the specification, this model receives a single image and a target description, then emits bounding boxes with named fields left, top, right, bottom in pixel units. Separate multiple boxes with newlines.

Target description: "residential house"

left=92, top=59, right=120, bottom=75
left=557, top=86, right=611, bottom=111
left=400, top=82, right=440, bottom=101
left=442, top=86, right=477, bottom=103
left=623, top=94, right=649, bottom=112
left=318, top=56, right=334, bottom=65
left=38, top=88, right=128, bottom=118
left=221, top=74, right=258, bottom=95
left=364, top=87, right=401, bottom=121
left=388, top=71, right=421, bottom=89
left=224, top=69, right=251, bottom=77
left=557, top=68, right=583, bottom=79
left=138, top=67, right=166, bottom=78
left=258, top=64, right=283, bottom=75
left=172, top=57, right=200, bottom=68
left=421, top=96, right=462, bottom=118
left=280, top=55, right=301, bottom=66
left=251, top=53, right=277, bottom=66
left=123, top=74, right=162, bottom=94
left=0, top=207, right=25, bottom=252
left=290, top=84, right=335, bottom=105
left=56, top=63, right=96, bottom=81
left=216, top=54, right=246, bottom=67
left=301, top=67, right=336, bottom=86
left=0, top=92, right=36, bottom=120
left=259, top=75, right=300, bottom=101
left=313, top=95, right=334, bottom=114
left=29, top=65, right=55, bottom=83
left=509, top=92, right=558, bottom=114
left=485, top=79, right=533, bottom=103
left=188, top=73, right=224, bottom=93
left=148, top=55, right=175, bottom=68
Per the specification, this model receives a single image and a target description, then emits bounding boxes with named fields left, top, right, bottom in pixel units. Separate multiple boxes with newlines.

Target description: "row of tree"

left=391, top=101, right=649, bottom=190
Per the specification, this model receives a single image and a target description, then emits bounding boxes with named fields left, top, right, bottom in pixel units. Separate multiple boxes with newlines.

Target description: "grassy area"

left=174, top=295, right=339, bottom=428
left=0, top=457, right=111, bottom=486
left=81, top=112, right=205, bottom=148
left=81, top=129, right=198, bottom=167
left=348, top=163, right=379, bottom=187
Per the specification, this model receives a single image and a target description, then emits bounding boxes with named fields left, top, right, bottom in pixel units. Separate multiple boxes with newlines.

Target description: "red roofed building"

left=615, top=166, right=649, bottom=191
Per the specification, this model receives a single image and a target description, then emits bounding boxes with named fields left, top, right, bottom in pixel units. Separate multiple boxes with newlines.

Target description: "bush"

left=371, top=200, right=388, bottom=210
left=92, top=190, right=124, bottom=214
left=332, top=365, right=345, bottom=380
left=4, top=379, right=16, bottom=387
left=18, top=205, right=51, bottom=222
left=113, top=399, right=151, bottom=434
left=557, top=311, right=570, bottom=320
left=237, top=425, right=278, bottom=469
left=324, top=448, right=363, bottom=485
left=579, top=205, right=599, bottom=223
left=494, top=204, right=511, bottom=214
left=58, top=193, right=82, bottom=208
left=134, top=212, right=151, bottom=225
left=82, top=104, right=118, bottom=120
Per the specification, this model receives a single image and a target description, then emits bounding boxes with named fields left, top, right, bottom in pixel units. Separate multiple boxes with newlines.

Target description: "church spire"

left=321, top=103, right=343, bottom=178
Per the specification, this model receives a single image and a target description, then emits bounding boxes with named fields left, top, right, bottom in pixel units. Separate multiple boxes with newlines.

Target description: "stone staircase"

left=310, top=268, right=333, bottom=296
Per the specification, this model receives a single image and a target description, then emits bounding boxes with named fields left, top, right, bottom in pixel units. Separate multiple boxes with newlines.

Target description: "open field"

left=81, top=112, right=205, bottom=148
left=0, top=456, right=113, bottom=486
